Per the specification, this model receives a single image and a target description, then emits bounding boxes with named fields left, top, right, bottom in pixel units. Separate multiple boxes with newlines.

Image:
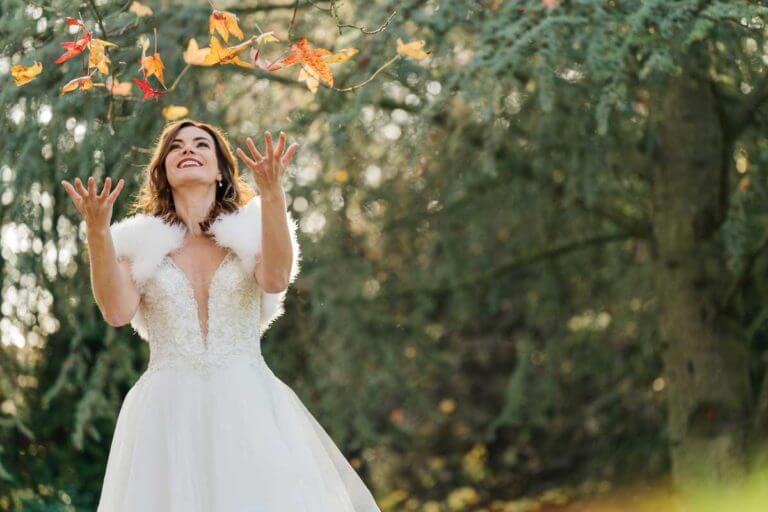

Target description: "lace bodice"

left=138, top=250, right=265, bottom=375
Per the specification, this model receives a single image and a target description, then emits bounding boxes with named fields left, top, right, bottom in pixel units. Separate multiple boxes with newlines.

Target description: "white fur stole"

left=108, top=195, right=302, bottom=340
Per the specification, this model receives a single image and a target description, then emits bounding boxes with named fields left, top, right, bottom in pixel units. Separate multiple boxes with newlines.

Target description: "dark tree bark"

left=649, top=71, right=753, bottom=491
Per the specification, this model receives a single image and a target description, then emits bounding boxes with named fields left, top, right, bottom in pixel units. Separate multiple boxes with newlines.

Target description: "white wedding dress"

left=96, top=196, right=381, bottom=512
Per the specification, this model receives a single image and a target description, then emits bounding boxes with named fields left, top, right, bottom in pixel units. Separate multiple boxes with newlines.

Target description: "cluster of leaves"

left=10, top=0, right=431, bottom=118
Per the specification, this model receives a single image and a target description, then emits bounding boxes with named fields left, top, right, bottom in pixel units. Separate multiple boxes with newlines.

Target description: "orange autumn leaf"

left=132, top=77, right=164, bottom=100
left=129, top=1, right=153, bottom=17
left=322, top=47, right=359, bottom=64
left=267, top=38, right=334, bottom=86
left=11, top=61, right=43, bottom=86
left=209, top=9, right=244, bottom=43
left=203, top=35, right=255, bottom=68
left=105, top=77, right=133, bottom=96
left=396, top=38, right=431, bottom=60
left=739, top=176, right=751, bottom=192
left=141, top=52, right=166, bottom=88
left=297, top=67, right=319, bottom=94
left=162, top=105, right=189, bottom=121
left=60, top=74, right=105, bottom=94
left=54, top=31, right=92, bottom=64
left=88, top=38, right=119, bottom=75
left=183, top=38, right=213, bottom=66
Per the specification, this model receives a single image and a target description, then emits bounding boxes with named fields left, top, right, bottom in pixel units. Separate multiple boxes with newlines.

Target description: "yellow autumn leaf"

left=203, top=35, right=255, bottom=68
left=162, top=105, right=189, bottom=121
left=11, top=61, right=43, bottom=86
left=141, top=53, right=166, bottom=87
left=183, top=38, right=213, bottom=66
left=88, top=38, right=118, bottom=75
left=129, top=1, right=153, bottom=17
left=60, top=75, right=106, bottom=94
left=255, top=31, right=280, bottom=44
left=396, top=37, right=431, bottom=59
left=209, top=9, right=244, bottom=43
left=297, top=67, right=319, bottom=94
left=105, top=77, right=133, bottom=96
left=335, top=169, right=348, bottom=182
left=323, top=47, right=358, bottom=64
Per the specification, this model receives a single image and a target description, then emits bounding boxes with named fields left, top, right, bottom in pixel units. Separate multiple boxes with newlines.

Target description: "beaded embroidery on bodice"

left=139, top=250, right=263, bottom=374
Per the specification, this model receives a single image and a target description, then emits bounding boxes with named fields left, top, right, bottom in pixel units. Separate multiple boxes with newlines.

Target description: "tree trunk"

left=649, top=73, right=752, bottom=492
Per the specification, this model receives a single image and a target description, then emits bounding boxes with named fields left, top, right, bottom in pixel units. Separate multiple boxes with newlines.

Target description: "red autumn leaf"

left=54, top=31, right=93, bottom=64
left=131, top=77, right=164, bottom=100
left=64, top=16, right=87, bottom=30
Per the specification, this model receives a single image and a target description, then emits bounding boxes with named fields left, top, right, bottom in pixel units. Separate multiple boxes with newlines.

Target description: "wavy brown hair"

left=127, top=119, right=257, bottom=235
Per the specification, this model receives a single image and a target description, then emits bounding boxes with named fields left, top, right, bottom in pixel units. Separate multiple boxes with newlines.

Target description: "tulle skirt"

left=96, top=354, right=381, bottom=512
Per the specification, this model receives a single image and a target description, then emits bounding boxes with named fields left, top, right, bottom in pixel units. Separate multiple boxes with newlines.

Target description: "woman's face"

left=164, top=125, right=219, bottom=189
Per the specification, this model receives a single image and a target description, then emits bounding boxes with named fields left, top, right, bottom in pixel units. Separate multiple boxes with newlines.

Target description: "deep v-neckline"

left=165, top=250, right=234, bottom=348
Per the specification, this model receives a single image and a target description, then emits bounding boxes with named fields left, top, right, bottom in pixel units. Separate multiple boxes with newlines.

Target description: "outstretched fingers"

left=274, top=131, right=286, bottom=159
left=74, top=177, right=89, bottom=198
left=106, top=178, right=125, bottom=203
left=61, top=180, right=83, bottom=209
left=281, top=142, right=299, bottom=168
left=98, top=177, right=112, bottom=199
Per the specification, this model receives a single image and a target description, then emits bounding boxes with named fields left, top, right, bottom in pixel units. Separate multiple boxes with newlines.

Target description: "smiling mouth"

left=178, top=158, right=203, bottom=168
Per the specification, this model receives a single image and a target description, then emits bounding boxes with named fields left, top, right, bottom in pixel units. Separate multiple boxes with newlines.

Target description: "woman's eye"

left=171, top=143, right=208, bottom=150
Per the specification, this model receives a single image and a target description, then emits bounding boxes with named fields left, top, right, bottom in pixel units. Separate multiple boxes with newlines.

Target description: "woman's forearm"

left=87, top=225, right=140, bottom=326
left=258, top=190, right=293, bottom=293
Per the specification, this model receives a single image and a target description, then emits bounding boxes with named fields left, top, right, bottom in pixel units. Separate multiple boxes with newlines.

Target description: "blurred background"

left=3, top=0, right=768, bottom=510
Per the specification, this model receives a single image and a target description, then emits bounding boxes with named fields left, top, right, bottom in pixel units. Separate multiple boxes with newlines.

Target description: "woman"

left=61, top=119, right=381, bottom=511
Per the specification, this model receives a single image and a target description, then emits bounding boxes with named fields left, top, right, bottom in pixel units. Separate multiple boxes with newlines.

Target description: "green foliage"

left=4, top=0, right=768, bottom=509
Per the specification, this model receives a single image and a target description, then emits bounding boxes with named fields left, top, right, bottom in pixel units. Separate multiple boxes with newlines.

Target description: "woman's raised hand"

left=61, top=176, right=125, bottom=231
left=235, top=130, right=298, bottom=201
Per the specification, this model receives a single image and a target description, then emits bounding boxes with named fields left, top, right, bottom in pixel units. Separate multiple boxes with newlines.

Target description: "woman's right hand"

left=61, top=176, right=125, bottom=231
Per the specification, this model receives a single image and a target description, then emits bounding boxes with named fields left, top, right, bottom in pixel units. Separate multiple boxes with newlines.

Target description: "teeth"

left=180, top=161, right=201, bottom=168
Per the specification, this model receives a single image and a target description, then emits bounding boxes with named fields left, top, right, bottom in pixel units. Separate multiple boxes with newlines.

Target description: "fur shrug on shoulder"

left=108, top=195, right=302, bottom=340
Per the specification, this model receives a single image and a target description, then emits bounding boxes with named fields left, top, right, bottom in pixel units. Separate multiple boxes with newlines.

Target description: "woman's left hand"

left=236, top=130, right=299, bottom=201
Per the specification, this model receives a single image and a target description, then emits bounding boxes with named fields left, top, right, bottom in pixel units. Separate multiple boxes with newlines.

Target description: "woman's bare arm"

left=62, top=176, right=139, bottom=326
left=86, top=224, right=140, bottom=326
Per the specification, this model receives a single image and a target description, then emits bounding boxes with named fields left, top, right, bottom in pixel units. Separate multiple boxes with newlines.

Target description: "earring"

left=217, top=177, right=223, bottom=188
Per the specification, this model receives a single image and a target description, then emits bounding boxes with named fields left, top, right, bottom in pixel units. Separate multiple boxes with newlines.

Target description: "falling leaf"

left=60, top=74, right=105, bottom=94
left=54, top=31, right=93, bottom=64
left=322, top=47, right=358, bottom=64
left=87, top=38, right=119, bottom=75
left=203, top=35, right=255, bottom=68
left=396, top=38, right=431, bottom=60
left=141, top=52, right=166, bottom=88
left=11, top=61, right=43, bottom=86
left=267, top=38, right=334, bottom=86
left=542, top=0, right=561, bottom=8
left=335, top=169, right=348, bottom=182
left=64, top=16, right=87, bottom=31
left=162, top=105, right=189, bottom=121
left=739, top=177, right=751, bottom=192
left=209, top=9, right=244, bottom=43
left=487, top=0, right=503, bottom=10
left=183, top=38, right=214, bottom=66
left=129, top=1, right=153, bottom=17
left=297, top=67, right=319, bottom=94
left=132, top=77, right=164, bottom=100
left=255, top=31, right=280, bottom=45
left=105, top=77, right=133, bottom=96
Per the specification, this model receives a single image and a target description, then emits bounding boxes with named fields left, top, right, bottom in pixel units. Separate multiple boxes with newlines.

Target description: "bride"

left=60, top=119, right=382, bottom=511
